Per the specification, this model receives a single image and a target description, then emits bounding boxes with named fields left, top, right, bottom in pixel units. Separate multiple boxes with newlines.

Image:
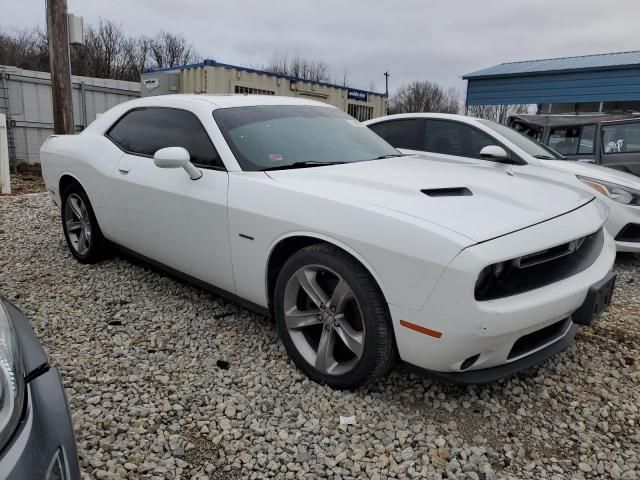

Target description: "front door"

left=104, top=106, right=236, bottom=293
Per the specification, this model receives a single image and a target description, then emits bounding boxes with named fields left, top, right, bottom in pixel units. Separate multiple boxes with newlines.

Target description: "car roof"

left=365, top=112, right=481, bottom=124
left=510, top=113, right=640, bottom=128
left=127, top=94, right=335, bottom=110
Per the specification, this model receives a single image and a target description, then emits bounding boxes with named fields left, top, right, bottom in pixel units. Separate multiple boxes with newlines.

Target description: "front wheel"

left=274, top=244, right=396, bottom=389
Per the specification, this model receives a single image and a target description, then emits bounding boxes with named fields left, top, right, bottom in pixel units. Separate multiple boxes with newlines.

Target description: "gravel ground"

left=1, top=193, right=639, bottom=480
left=0, top=165, right=46, bottom=196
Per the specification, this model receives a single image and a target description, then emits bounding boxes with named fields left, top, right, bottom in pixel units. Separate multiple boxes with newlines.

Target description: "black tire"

left=274, top=243, right=396, bottom=389
left=60, top=183, right=108, bottom=263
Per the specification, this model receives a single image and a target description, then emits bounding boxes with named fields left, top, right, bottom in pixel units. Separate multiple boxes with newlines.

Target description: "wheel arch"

left=58, top=173, right=108, bottom=237
left=58, top=172, right=87, bottom=197
left=264, top=232, right=387, bottom=311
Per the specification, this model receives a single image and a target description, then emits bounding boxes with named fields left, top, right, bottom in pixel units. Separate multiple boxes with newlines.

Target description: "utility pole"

left=383, top=71, right=390, bottom=114
left=46, top=0, right=74, bottom=134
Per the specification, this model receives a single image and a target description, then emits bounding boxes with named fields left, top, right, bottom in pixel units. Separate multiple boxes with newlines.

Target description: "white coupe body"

left=41, top=95, right=616, bottom=387
left=365, top=113, right=640, bottom=252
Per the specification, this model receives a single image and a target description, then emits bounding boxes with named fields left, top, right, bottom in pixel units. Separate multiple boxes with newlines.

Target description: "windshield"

left=213, top=105, right=400, bottom=171
left=478, top=119, right=564, bottom=160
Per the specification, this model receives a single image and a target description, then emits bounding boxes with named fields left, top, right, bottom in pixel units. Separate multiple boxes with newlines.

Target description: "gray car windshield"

left=479, top=119, right=564, bottom=160
left=213, top=105, right=400, bottom=171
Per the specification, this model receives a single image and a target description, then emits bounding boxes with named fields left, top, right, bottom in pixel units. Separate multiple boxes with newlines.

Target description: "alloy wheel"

left=283, top=265, right=365, bottom=375
left=64, top=193, right=92, bottom=256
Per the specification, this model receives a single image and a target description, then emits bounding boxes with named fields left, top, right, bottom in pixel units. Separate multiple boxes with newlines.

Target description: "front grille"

left=508, top=318, right=571, bottom=360
left=615, top=223, right=640, bottom=243
left=475, top=228, right=604, bottom=301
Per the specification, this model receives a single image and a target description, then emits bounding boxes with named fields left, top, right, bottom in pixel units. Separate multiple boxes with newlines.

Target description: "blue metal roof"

left=464, top=50, right=640, bottom=79
left=145, top=59, right=386, bottom=97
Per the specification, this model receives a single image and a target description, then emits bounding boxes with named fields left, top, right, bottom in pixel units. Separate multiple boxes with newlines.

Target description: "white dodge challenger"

left=41, top=95, right=617, bottom=389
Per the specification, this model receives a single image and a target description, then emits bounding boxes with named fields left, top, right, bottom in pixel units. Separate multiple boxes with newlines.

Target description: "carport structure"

left=463, top=50, right=640, bottom=114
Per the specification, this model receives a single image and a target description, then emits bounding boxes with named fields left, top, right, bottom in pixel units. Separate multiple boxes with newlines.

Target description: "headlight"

left=577, top=175, right=640, bottom=206
left=475, top=261, right=512, bottom=299
left=0, top=302, right=25, bottom=450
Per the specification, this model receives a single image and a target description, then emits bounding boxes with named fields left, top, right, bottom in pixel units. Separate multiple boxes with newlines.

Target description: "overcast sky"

left=4, top=0, right=639, bottom=96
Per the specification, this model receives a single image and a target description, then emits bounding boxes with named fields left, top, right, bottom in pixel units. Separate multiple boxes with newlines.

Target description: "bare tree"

left=390, top=81, right=459, bottom=114
left=130, top=36, right=153, bottom=79
left=264, top=52, right=331, bottom=82
left=0, top=27, right=49, bottom=71
left=149, top=31, right=198, bottom=69
left=71, top=20, right=136, bottom=79
left=1, top=19, right=200, bottom=82
left=466, top=103, right=530, bottom=124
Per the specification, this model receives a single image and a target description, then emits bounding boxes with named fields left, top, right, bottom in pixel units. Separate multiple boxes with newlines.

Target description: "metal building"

left=141, top=59, right=387, bottom=121
left=463, top=50, right=640, bottom=114
left=0, top=66, right=140, bottom=165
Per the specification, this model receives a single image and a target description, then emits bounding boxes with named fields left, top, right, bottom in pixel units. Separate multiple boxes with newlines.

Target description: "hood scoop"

left=421, top=187, right=472, bottom=197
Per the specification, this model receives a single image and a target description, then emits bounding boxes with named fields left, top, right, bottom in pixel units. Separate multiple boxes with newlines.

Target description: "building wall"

left=465, top=67, right=640, bottom=106
left=0, top=66, right=140, bottom=165
left=142, top=63, right=387, bottom=120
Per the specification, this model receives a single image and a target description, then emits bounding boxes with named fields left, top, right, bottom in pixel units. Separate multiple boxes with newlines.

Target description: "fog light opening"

left=460, top=354, right=480, bottom=371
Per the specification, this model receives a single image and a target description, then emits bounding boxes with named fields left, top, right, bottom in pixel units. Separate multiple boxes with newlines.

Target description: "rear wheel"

left=61, top=184, right=108, bottom=263
left=274, top=244, right=396, bottom=389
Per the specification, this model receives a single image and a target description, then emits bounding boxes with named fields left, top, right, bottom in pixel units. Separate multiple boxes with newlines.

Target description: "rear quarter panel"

left=40, top=133, right=123, bottom=238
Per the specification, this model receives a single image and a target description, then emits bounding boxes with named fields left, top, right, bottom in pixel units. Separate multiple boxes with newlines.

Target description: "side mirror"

left=153, top=147, right=202, bottom=180
left=479, top=145, right=509, bottom=161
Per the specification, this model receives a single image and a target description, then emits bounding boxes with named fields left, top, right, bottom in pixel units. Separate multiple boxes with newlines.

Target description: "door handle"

left=117, top=157, right=132, bottom=174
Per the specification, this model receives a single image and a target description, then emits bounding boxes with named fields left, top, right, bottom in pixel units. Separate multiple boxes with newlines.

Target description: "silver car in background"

left=365, top=113, right=640, bottom=253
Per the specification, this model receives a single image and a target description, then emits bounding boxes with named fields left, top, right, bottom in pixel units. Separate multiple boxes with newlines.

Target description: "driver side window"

left=107, top=107, right=223, bottom=169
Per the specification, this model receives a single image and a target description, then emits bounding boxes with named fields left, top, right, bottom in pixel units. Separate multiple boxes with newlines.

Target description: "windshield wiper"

left=261, top=161, right=345, bottom=172
left=532, top=154, right=557, bottom=160
left=374, top=154, right=404, bottom=159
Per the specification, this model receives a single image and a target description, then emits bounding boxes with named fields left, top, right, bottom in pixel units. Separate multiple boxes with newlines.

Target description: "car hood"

left=266, top=155, right=595, bottom=242
left=541, top=160, right=640, bottom=190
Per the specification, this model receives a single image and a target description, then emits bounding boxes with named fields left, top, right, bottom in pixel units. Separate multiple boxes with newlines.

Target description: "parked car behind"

left=0, top=297, right=80, bottom=480
left=41, top=95, right=616, bottom=388
left=508, top=113, right=640, bottom=177
left=365, top=113, right=640, bottom=253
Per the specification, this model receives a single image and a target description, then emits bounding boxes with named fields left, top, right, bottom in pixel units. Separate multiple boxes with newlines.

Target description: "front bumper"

left=0, top=368, right=81, bottom=480
left=604, top=199, right=640, bottom=252
left=405, top=270, right=616, bottom=384
left=390, top=201, right=617, bottom=380
left=0, top=298, right=80, bottom=480
left=407, top=323, right=580, bottom=384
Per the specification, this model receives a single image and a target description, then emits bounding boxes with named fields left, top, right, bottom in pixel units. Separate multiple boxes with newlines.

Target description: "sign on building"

left=347, top=89, right=368, bottom=102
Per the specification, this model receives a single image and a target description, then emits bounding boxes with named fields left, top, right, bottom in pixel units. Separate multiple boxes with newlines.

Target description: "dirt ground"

left=1, top=165, right=46, bottom=196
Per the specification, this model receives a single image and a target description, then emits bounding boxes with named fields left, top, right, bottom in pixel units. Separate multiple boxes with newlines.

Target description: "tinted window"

left=548, top=125, right=595, bottom=155
left=602, top=122, right=640, bottom=154
left=213, top=106, right=399, bottom=171
left=107, top=108, right=222, bottom=168
left=368, top=119, right=422, bottom=149
left=424, top=120, right=494, bottom=158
